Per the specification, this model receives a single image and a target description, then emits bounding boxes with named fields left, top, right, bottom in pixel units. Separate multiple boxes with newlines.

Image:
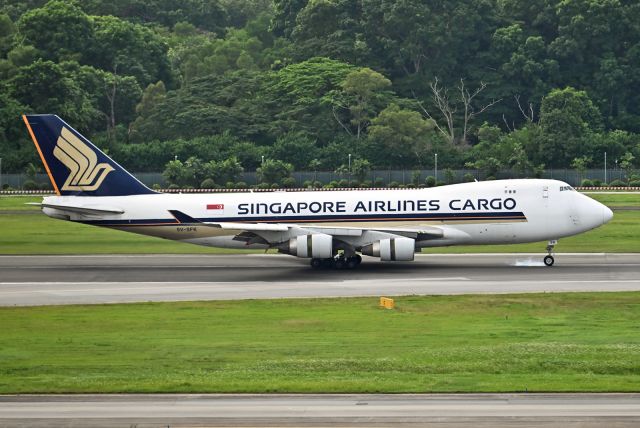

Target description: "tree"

left=538, top=87, right=603, bottom=167
left=257, top=159, right=294, bottom=185
left=268, top=132, right=319, bottom=169
left=7, top=45, right=40, bottom=67
left=368, top=104, right=435, bottom=168
left=9, top=60, right=98, bottom=131
left=87, top=15, right=172, bottom=86
left=620, top=152, right=636, bottom=181
left=216, top=157, right=244, bottom=183
left=17, top=1, right=92, bottom=62
left=328, top=67, right=392, bottom=139
left=571, top=156, right=591, bottom=183
left=415, top=78, right=501, bottom=146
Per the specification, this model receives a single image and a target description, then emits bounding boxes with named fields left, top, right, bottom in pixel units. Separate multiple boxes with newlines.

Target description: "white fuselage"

left=42, top=179, right=612, bottom=252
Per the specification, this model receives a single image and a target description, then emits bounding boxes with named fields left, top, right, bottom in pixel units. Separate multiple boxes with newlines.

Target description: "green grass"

left=584, top=192, right=640, bottom=207
left=0, top=193, right=638, bottom=254
left=0, top=214, right=255, bottom=254
left=0, top=195, right=42, bottom=210
left=1, top=293, right=639, bottom=393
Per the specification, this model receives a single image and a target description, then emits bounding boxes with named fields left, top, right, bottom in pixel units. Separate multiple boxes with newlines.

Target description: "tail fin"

left=23, top=114, right=155, bottom=196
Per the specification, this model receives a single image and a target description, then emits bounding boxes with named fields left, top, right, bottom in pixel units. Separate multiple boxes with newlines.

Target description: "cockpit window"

left=560, top=185, right=574, bottom=191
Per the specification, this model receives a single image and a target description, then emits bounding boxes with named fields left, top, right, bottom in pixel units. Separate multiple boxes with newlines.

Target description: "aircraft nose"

left=602, top=205, right=613, bottom=225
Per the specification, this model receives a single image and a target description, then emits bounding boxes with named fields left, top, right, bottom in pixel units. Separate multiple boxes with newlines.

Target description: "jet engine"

left=287, top=234, right=333, bottom=258
left=361, top=237, right=415, bottom=261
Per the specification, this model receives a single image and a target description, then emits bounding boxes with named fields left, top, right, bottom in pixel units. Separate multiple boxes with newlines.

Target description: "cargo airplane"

left=23, top=114, right=613, bottom=269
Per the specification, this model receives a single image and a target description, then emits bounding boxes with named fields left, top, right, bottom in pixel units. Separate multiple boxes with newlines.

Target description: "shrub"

left=425, top=176, right=436, bottom=187
left=361, top=180, right=372, bottom=188
left=486, top=176, right=496, bottom=181
left=313, top=180, right=323, bottom=188
left=23, top=180, right=38, bottom=190
left=200, top=178, right=216, bottom=189
left=338, top=179, right=349, bottom=188
left=225, top=181, right=236, bottom=189
left=235, top=181, right=247, bottom=189
left=323, top=183, right=335, bottom=189
left=629, top=180, right=640, bottom=187
left=281, top=177, right=297, bottom=188
left=374, top=177, right=385, bottom=187
left=592, top=179, right=602, bottom=187
left=463, top=173, right=475, bottom=182
left=388, top=181, right=400, bottom=188
left=581, top=179, right=593, bottom=187
left=406, top=183, right=415, bottom=188
left=271, top=183, right=280, bottom=189
left=608, top=179, right=627, bottom=187
left=411, top=170, right=421, bottom=186
left=436, top=180, right=446, bottom=186
left=302, top=180, right=313, bottom=188
left=168, top=184, right=180, bottom=189
left=152, top=183, right=162, bottom=190
left=39, top=182, right=52, bottom=190
left=256, top=183, right=271, bottom=189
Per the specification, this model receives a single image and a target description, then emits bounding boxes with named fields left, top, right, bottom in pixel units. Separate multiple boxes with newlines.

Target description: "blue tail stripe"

left=24, top=114, right=155, bottom=197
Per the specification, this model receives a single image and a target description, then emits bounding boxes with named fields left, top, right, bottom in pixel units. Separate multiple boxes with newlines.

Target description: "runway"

left=1, top=393, right=640, bottom=427
left=0, top=253, right=639, bottom=306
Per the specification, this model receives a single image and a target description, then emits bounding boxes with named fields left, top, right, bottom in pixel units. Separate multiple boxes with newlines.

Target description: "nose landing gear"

left=544, top=240, right=557, bottom=266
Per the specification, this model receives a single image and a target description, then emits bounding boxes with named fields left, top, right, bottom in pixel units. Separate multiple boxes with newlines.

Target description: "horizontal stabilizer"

left=28, top=202, right=124, bottom=215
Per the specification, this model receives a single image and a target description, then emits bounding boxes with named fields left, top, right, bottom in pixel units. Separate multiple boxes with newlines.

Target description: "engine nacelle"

left=288, top=234, right=333, bottom=258
left=362, top=237, right=415, bottom=261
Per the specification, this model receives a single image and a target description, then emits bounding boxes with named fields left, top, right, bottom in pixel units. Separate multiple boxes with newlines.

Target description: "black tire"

left=354, top=254, right=362, bottom=265
left=544, top=255, right=554, bottom=267
left=334, top=259, right=346, bottom=269
left=310, top=258, right=323, bottom=269
left=346, top=258, right=359, bottom=269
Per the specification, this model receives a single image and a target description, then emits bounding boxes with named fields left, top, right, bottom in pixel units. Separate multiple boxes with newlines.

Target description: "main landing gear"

left=544, top=240, right=557, bottom=267
left=310, top=254, right=362, bottom=270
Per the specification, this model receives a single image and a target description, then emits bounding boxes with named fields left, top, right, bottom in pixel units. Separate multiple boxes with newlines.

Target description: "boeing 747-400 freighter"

left=23, top=114, right=613, bottom=268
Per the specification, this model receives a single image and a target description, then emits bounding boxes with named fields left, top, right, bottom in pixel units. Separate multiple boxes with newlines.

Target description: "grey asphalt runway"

left=1, top=393, right=640, bottom=427
left=0, top=253, right=639, bottom=306
left=2, top=256, right=640, bottom=427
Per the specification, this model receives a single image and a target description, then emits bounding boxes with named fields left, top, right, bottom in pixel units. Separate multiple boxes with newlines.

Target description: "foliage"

left=256, top=158, right=293, bottom=185
left=2, top=0, right=640, bottom=173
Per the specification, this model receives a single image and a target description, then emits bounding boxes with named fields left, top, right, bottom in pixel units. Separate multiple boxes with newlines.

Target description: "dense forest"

left=1, top=0, right=639, bottom=187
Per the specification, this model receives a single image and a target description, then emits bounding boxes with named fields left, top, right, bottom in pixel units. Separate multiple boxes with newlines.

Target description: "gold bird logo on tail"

left=53, top=127, right=114, bottom=191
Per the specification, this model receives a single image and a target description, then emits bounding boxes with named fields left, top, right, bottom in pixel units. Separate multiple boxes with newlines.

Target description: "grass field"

left=0, top=293, right=639, bottom=393
left=0, top=193, right=638, bottom=254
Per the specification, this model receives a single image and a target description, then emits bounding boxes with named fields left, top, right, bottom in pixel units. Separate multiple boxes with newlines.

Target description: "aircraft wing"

left=168, top=210, right=444, bottom=242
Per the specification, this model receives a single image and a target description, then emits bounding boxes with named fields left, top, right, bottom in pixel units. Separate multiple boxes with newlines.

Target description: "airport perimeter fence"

left=0, top=168, right=634, bottom=191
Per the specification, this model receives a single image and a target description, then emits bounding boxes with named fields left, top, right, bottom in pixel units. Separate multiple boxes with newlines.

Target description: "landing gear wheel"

left=544, top=255, right=554, bottom=267
left=310, top=258, right=323, bottom=269
left=334, top=258, right=346, bottom=269
left=346, top=257, right=359, bottom=269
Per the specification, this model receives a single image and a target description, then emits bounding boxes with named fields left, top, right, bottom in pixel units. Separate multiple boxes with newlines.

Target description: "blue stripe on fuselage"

left=80, top=211, right=527, bottom=226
